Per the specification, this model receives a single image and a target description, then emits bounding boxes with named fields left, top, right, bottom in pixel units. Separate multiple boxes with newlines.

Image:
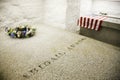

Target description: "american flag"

left=77, top=16, right=107, bottom=31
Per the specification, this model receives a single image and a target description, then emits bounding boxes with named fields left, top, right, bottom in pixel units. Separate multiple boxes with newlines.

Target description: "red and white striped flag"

left=77, top=16, right=107, bottom=31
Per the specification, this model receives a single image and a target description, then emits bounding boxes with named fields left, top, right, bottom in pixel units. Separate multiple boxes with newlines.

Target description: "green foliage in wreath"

left=6, top=25, right=36, bottom=38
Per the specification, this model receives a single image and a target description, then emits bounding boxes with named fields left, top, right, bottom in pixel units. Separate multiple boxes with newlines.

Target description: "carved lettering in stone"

left=44, top=61, right=51, bottom=66
left=23, top=38, right=86, bottom=78
left=38, top=64, right=45, bottom=69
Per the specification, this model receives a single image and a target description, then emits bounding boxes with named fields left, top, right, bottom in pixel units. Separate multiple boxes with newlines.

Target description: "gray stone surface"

left=0, top=0, right=80, bottom=32
left=65, top=0, right=80, bottom=32
left=0, top=1, right=120, bottom=79
left=43, top=0, right=67, bottom=29
left=80, top=17, right=120, bottom=47
left=0, top=23, right=120, bottom=80
left=102, top=17, right=120, bottom=30
left=0, top=0, right=44, bottom=28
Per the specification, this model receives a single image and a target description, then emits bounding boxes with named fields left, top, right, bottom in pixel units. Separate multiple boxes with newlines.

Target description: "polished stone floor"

left=0, top=24, right=120, bottom=80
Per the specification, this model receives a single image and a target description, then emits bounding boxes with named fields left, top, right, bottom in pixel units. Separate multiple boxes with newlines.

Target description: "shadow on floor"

left=0, top=72, right=5, bottom=80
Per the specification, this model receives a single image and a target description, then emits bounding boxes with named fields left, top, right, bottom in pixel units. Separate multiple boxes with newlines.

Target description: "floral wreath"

left=5, top=25, right=36, bottom=38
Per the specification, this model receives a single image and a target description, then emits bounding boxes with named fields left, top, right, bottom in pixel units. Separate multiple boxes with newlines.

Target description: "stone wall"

left=0, top=0, right=80, bottom=32
left=92, top=0, right=120, bottom=18
left=43, top=0, right=67, bottom=29
left=80, top=0, right=93, bottom=16
left=66, top=0, right=80, bottom=32
left=43, top=0, right=80, bottom=32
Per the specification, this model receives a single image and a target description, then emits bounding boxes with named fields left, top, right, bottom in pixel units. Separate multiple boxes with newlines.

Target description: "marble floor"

left=0, top=24, right=120, bottom=80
